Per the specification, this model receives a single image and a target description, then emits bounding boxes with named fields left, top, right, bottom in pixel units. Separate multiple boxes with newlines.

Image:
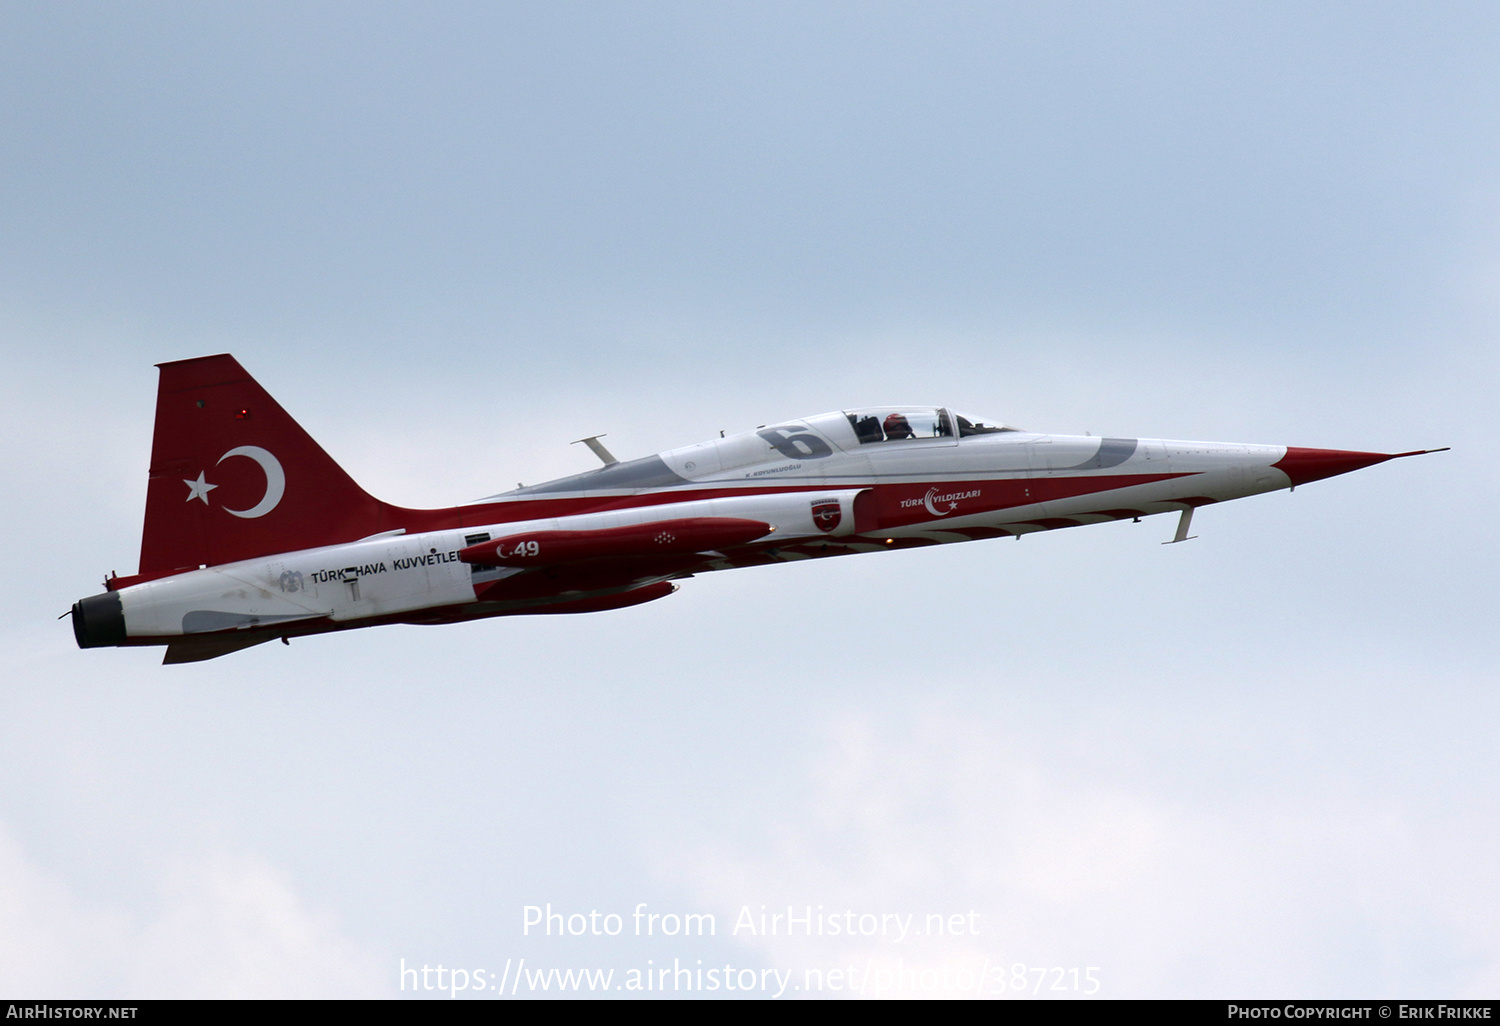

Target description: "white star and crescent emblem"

left=179, top=447, right=286, bottom=518
left=183, top=471, right=218, bottom=505
left=922, top=487, right=957, bottom=517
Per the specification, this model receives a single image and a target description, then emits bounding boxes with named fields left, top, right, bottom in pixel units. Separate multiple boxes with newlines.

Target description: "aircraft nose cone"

left=1273, top=447, right=1397, bottom=487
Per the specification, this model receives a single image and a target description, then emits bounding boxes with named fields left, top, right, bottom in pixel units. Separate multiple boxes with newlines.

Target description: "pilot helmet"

left=882, top=413, right=913, bottom=439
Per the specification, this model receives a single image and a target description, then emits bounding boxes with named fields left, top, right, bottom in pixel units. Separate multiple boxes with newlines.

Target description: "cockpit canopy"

left=840, top=407, right=1016, bottom=444
left=952, top=412, right=1015, bottom=437
left=844, top=407, right=949, bottom=443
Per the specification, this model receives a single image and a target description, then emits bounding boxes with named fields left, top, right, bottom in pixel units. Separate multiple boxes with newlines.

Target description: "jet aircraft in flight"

left=71, top=355, right=1444, bottom=662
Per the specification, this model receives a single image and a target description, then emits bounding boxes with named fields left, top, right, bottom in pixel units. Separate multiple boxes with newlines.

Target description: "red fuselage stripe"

left=384, top=471, right=1197, bottom=533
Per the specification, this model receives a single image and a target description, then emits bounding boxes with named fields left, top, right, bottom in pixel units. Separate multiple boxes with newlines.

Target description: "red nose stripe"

left=1273, top=447, right=1398, bottom=487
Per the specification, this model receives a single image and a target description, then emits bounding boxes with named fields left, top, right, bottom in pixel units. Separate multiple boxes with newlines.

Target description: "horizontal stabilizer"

left=163, top=634, right=275, bottom=664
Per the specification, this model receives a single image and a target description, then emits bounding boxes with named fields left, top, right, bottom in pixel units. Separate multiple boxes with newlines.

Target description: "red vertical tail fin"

left=138, top=355, right=396, bottom=574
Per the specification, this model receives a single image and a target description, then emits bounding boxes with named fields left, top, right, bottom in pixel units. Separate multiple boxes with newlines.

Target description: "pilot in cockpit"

left=882, top=413, right=914, bottom=440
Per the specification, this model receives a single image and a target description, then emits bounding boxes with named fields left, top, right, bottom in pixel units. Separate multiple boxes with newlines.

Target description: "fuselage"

left=76, top=405, right=1322, bottom=662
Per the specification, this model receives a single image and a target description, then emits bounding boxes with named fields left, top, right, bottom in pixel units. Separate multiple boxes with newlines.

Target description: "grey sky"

left=2, top=1, right=1497, bottom=998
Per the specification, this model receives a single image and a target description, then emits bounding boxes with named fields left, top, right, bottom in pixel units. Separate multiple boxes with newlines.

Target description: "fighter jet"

left=70, top=355, right=1445, bottom=663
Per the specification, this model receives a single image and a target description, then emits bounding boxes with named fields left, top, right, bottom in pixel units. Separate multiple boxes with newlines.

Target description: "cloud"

left=670, top=696, right=1500, bottom=998
left=0, top=823, right=385, bottom=998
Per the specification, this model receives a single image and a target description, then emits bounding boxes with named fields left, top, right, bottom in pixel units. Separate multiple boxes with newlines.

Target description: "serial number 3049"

left=990, top=965, right=1101, bottom=996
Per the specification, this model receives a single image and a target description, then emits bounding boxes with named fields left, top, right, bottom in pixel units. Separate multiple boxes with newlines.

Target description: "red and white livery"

left=71, top=355, right=1444, bottom=662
